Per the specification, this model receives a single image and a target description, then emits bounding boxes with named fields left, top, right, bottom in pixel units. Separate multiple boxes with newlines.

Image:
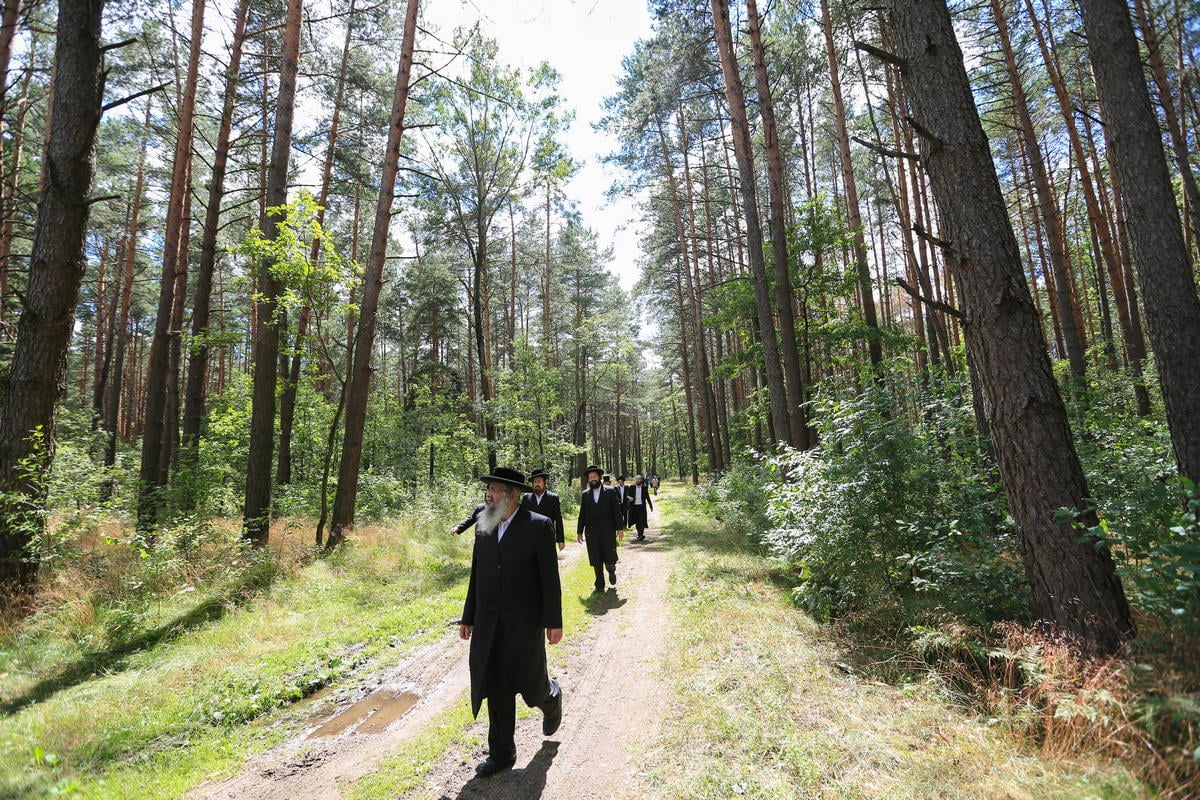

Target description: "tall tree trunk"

left=677, top=107, right=720, bottom=471
left=103, top=119, right=148, bottom=487
left=655, top=116, right=700, bottom=483
left=0, top=0, right=104, bottom=589
left=749, top=0, right=813, bottom=443
left=821, top=0, right=884, bottom=378
left=710, top=0, right=791, bottom=446
left=1131, top=0, right=1200, bottom=246
left=137, top=0, right=205, bottom=533
left=992, top=0, right=1088, bottom=388
left=882, top=0, right=1134, bottom=654
left=1077, top=0, right=1200, bottom=486
left=278, top=0, right=355, bottom=486
left=1026, top=0, right=1151, bottom=415
left=328, top=0, right=420, bottom=547
left=182, top=0, right=250, bottom=468
left=0, top=0, right=22, bottom=327
left=243, top=0, right=303, bottom=545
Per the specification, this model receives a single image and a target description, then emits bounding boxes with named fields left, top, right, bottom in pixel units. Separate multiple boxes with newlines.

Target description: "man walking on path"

left=522, top=468, right=566, bottom=552
left=459, top=468, right=564, bottom=778
left=577, top=464, right=625, bottom=593
left=626, top=474, right=654, bottom=541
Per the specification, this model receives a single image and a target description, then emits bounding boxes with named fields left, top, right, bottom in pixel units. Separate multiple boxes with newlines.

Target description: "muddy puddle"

left=308, top=689, right=420, bottom=738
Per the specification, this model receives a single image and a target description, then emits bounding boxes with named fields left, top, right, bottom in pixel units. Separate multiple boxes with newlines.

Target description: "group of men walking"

left=451, top=464, right=658, bottom=779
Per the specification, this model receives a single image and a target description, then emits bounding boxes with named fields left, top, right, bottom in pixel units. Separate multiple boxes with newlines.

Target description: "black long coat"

left=461, top=507, right=563, bottom=717
left=521, top=490, right=565, bottom=543
left=624, top=483, right=654, bottom=528
left=576, top=486, right=624, bottom=566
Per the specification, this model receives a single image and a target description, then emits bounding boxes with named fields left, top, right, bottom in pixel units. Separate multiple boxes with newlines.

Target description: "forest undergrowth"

left=692, top=381, right=1200, bottom=798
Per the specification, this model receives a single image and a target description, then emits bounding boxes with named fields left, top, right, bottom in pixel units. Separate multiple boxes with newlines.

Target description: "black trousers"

left=483, top=627, right=554, bottom=761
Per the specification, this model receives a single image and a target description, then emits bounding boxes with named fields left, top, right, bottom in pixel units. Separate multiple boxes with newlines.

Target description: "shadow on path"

left=455, top=740, right=559, bottom=799
left=580, top=587, right=627, bottom=616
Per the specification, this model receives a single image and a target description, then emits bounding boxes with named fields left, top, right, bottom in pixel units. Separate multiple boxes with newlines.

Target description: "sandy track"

left=193, top=510, right=672, bottom=800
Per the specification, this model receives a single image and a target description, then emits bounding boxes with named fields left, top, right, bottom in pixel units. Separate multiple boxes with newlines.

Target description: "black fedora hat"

left=583, top=464, right=603, bottom=477
left=529, top=469, right=551, bottom=481
left=480, top=467, right=532, bottom=491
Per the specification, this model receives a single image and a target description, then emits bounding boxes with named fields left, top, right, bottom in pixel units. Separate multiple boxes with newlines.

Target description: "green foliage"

left=756, top=381, right=1025, bottom=624
left=1068, top=385, right=1200, bottom=636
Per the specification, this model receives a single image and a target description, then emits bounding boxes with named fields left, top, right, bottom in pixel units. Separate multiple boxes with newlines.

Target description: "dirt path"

left=194, top=511, right=672, bottom=800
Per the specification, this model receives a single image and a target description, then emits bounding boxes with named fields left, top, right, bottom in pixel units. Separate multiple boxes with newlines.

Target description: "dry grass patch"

left=635, top=511, right=1150, bottom=800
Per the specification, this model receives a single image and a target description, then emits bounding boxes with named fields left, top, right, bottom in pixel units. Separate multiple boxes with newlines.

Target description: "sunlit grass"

left=0, top=516, right=473, bottom=800
left=634, top=491, right=1152, bottom=800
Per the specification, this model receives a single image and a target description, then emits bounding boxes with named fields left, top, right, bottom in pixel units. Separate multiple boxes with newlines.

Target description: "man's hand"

left=546, top=628, right=563, bottom=645
left=577, top=534, right=584, bottom=544
left=618, top=529, right=624, bottom=541
left=459, top=624, right=472, bottom=640
left=557, top=541, right=566, bottom=551
left=448, top=526, right=461, bottom=536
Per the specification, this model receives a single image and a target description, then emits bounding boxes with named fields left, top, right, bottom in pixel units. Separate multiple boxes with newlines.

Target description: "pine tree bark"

left=0, top=0, right=22, bottom=326
left=821, top=0, right=884, bottom=378
left=710, top=0, right=791, bottom=446
left=182, top=0, right=250, bottom=467
left=103, top=120, right=147, bottom=483
left=884, top=0, right=1134, bottom=654
left=0, top=0, right=105, bottom=589
left=137, top=0, right=205, bottom=532
left=243, top=0, right=303, bottom=545
left=1025, top=0, right=1151, bottom=415
left=278, top=0, right=356, bottom=485
left=1077, top=0, right=1200, bottom=486
left=749, top=0, right=813, bottom=442
left=991, top=0, right=1088, bottom=387
left=328, top=0, right=420, bottom=547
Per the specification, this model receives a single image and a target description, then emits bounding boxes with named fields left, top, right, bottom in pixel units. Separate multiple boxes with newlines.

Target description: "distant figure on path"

left=459, top=467, right=563, bottom=778
left=522, top=468, right=566, bottom=552
left=577, top=464, right=625, bottom=593
left=626, top=474, right=654, bottom=541
left=650, top=474, right=660, bottom=495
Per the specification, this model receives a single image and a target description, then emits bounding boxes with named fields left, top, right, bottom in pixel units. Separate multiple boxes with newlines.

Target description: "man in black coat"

left=522, top=468, right=566, bottom=552
left=576, top=464, right=625, bottom=593
left=625, top=474, right=654, bottom=541
left=460, top=467, right=563, bottom=778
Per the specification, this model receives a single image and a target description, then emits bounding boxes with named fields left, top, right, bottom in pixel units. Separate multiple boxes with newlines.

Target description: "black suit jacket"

left=461, top=507, right=562, bottom=717
left=522, top=490, right=565, bottom=543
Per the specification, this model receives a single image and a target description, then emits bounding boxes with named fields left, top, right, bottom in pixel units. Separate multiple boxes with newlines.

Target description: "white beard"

left=477, top=501, right=504, bottom=535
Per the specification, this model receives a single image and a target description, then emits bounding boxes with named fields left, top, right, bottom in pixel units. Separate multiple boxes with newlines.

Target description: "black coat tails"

left=461, top=507, right=563, bottom=717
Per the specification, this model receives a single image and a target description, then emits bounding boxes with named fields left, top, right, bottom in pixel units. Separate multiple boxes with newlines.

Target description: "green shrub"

left=761, top=382, right=1025, bottom=624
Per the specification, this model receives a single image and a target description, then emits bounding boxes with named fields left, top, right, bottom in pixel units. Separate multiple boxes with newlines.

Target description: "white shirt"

left=497, top=508, right=518, bottom=542
left=591, top=488, right=601, bottom=504
left=532, top=492, right=544, bottom=506
left=633, top=486, right=643, bottom=504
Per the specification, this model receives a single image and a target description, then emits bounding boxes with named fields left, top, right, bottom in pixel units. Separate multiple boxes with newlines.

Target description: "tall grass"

left=0, top=513, right=473, bottom=799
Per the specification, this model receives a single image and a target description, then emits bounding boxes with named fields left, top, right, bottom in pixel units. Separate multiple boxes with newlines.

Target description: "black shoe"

left=607, top=567, right=617, bottom=585
left=637, top=534, right=645, bottom=541
left=541, top=681, right=562, bottom=736
left=593, top=584, right=604, bottom=594
left=475, top=756, right=516, bottom=777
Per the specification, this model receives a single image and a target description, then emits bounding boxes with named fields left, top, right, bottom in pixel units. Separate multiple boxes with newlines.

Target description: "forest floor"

left=1, top=484, right=1152, bottom=799
left=185, top=488, right=1148, bottom=800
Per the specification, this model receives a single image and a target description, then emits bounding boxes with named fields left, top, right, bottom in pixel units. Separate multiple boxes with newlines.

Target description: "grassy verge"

left=0, top=519, right=473, bottom=800
left=635, top=489, right=1152, bottom=800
